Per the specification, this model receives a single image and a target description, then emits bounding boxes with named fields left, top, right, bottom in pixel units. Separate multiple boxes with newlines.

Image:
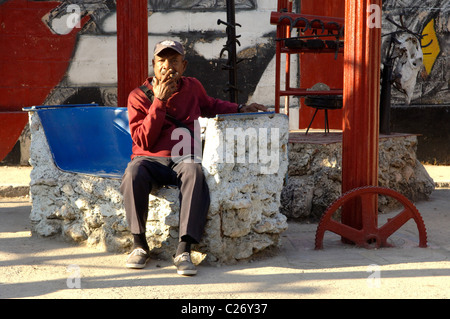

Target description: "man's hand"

left=152, top=69, right=179, bottom=101
left=238, top=103, right=268, bottom=113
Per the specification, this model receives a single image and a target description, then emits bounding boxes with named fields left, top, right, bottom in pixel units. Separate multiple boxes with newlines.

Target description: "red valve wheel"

left=315, top=186, right=427, bottom=249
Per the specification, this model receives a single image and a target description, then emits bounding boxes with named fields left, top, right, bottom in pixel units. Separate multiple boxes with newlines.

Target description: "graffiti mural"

left=21, top=0, right=278, bottom=108
left=2, top=0, right=448, bottom=108
left=422, top=18, right=441, bottom=75
left=1, top=0, right=290, bottom=162
left=148, top=0, right=256, bottom=11
left=382, top=0, right=450, bottom=105
left=0, top=0, right=91, bottom=161
left=2, top=0, right=448, bottom=163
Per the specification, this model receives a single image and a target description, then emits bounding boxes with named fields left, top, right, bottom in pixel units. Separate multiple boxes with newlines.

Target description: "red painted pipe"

left=341, top=0, right=382, bottom=230
left=117, top=0, right=148, bottom=108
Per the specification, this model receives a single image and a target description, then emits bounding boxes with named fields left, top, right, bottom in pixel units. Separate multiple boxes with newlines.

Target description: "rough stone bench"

left=282, top=132, right=435, bottom=221
left=26, top=105, right=289, bottom=264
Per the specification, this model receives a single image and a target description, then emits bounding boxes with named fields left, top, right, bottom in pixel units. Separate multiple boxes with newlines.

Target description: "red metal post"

left=116, top=0, right=148, bottom=108
left=341, top=0, right=382, bottom=231
left=315, top=0, right=427, bottom=249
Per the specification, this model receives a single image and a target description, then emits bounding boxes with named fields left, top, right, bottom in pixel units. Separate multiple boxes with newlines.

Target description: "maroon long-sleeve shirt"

left=127, top=76, right=239, bottom=159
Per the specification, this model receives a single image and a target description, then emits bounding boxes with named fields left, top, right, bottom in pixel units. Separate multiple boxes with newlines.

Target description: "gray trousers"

left=120, top=156, right=210, bottom=243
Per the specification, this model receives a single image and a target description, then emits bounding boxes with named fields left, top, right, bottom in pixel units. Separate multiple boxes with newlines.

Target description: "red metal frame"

left=271, top=3, right=344, bottom=116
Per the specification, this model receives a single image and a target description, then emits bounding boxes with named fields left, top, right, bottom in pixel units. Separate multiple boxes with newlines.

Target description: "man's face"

left=152, top=49, right=187, bottom=83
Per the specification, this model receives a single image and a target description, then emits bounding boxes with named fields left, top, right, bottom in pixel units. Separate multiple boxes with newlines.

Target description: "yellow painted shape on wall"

left=421, top=18, right=440, bottom=75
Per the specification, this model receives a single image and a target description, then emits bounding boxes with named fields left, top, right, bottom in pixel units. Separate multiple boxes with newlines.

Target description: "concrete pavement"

left=0, top=165, right=449, bottom=299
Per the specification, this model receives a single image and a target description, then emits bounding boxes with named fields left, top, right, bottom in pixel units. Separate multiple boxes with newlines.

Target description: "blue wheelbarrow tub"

left=30, top=105, right=132, bottom=179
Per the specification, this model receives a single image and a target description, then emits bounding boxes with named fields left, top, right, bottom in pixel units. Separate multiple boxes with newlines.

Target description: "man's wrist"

left=156, top=96, right=168, bottom=102
left=238, top=104, right=245, bottom=113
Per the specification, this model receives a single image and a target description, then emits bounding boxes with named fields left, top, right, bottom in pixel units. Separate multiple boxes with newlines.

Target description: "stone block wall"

left=29, top=108, right=434, bottom=262
left=29, top=111, right=289, bottom=264
left=200, top=113, right=289, bottom=262
left=281, top=133, right=435, bottom=221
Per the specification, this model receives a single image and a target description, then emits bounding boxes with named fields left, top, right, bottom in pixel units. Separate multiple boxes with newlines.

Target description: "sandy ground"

left=0, top=166, right=449, bottom=300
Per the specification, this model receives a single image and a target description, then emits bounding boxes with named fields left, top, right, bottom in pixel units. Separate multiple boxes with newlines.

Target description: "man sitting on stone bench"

left=120, top=40, right=266, bottom=275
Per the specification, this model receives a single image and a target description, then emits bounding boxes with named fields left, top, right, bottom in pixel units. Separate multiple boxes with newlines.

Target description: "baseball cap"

left=153, top=40, right=185, bottom=56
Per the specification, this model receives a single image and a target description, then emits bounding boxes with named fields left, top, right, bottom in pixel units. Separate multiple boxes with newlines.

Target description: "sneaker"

left=126, top=248, right=150, bottom=269
left=173, top=252, right=197, bottom=276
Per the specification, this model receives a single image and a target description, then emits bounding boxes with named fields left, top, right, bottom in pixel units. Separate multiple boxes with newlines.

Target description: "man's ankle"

left=176, top=240, right=191, bottom=257
left=133, top=233, right=149, bottom=251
